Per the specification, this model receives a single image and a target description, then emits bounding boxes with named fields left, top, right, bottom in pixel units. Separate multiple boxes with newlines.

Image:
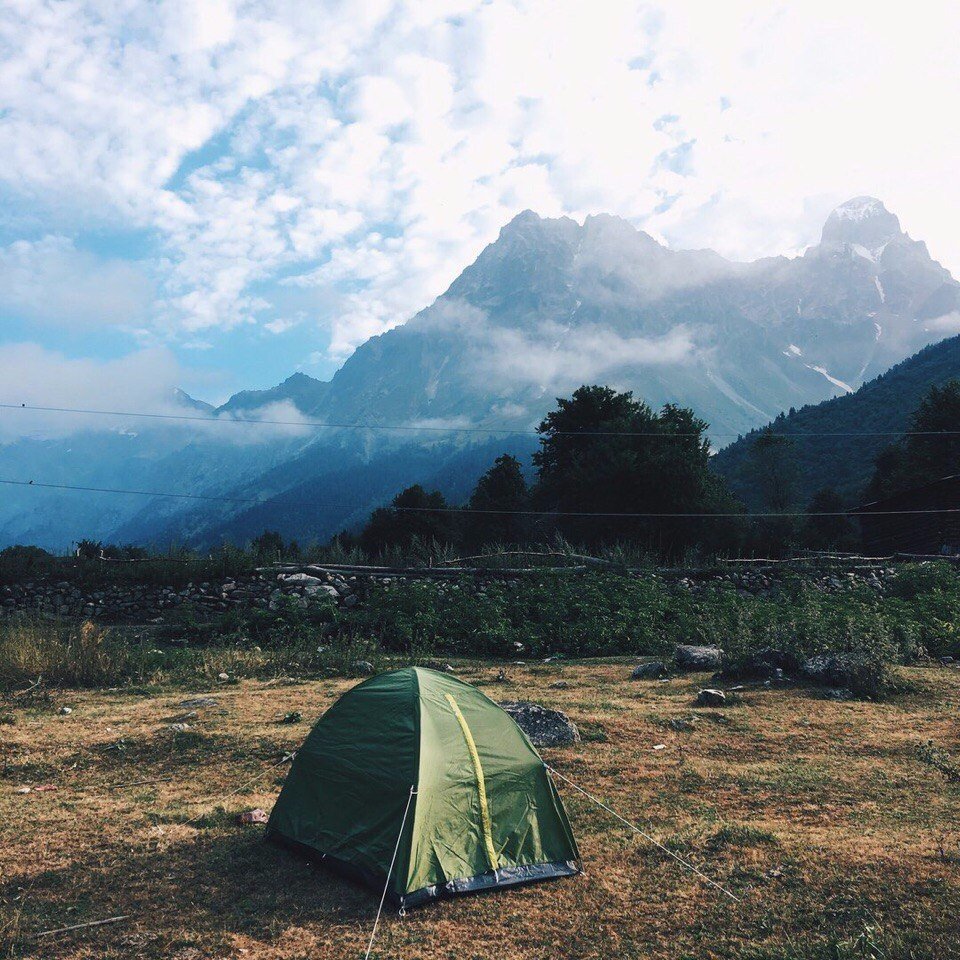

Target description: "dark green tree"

left=359, top=485, right=455, bottom=556
left=465, top=454, right=530, bottom=546
left=866, top=380, right=960, bottom=500
left=801, top=487, right=857, bottom=551
left=251, top=530, right=285, bottom=562
left=531, top=385, right=739, bottom=555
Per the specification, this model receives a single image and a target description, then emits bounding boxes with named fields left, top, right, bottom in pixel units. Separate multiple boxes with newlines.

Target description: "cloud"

left=470, top=323, right=696, bottom=392
left=1, top=0, right=958, bottom=367
left=924, top=312, right=960, bottom=334
left=0, top=236, right=153, bottom=327
left=0, top=343, right=311, bottom=444
left=0, top=344, right=185, bottom=441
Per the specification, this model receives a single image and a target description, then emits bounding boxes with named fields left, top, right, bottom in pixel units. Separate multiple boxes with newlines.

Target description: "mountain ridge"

left=3, top=197, right=959, bottom=549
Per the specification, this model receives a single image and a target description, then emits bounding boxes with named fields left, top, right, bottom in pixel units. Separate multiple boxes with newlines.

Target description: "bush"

left=0, top=619, right=157, bottom=689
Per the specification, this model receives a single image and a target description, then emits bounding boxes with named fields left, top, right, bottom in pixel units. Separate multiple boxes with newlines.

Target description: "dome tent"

left=266, top=667, right=580, bottom=908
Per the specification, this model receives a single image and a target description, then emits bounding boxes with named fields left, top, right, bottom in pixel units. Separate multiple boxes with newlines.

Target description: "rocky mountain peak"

left=820, top=196, right=902, bottom=249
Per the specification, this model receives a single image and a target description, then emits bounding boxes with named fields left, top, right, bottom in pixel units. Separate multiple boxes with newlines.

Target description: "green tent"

left=267, top=667, right=580, bottom=908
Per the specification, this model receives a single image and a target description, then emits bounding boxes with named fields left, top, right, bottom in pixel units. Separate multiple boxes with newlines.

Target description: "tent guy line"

left=3, top=477, right=960, bottom=519
left=546, top=765, right=742, bottom=903
left=4, top=401, right=960, bottom=438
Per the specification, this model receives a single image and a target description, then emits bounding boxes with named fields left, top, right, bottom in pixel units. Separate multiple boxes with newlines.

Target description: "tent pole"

left=364, top=785, right=417, bottom=959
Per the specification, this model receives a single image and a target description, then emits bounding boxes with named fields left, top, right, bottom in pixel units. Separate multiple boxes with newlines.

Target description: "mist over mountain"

left=2, top=198, right=957, bottom=550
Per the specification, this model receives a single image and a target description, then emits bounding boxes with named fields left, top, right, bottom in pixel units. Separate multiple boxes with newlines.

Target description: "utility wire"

left=4, top=401, right=960, bottom=439
left=2, top=477, right=959, bottom=519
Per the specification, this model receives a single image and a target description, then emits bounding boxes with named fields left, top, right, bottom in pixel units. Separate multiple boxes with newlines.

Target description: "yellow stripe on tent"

left=444, top=692, right=499, bottom=872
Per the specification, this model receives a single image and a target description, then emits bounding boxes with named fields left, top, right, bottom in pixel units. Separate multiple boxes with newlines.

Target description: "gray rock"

left=280, top=573, right=325, bottom=586
left=695, top=688, right=727, bottom=706
left=801, top=654, right=853, bottom=686
left=167, top=722, right=191, bottom=733
left=632, top=661, right=667, bottom=680
left=180, top=697, right=219, bottom=709
left=820, top=687, right=854, bottom=701
left=499, top=701, right=580, bottom=747
left=342, top=594, right=359, bottom=608
left=673, top=645, right=724, bottom=671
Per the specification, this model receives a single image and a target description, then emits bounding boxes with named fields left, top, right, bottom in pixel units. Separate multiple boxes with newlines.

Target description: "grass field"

left=3, top=661, right=960, bottom=960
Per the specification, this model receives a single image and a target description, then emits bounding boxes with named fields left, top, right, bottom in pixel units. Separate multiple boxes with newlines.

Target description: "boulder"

left=499, top=701, right=580, bottom=747
left=673, top=645, right=724, bottom=671
left=632, top=661, right=667, bottom=680
left=720, top=647, right=800, bottom=681
left=695, top=688, right=727, bottom=707
left=801, top=654, right=852, bottom=686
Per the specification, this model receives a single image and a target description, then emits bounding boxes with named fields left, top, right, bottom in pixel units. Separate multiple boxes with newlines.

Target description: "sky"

left=1, top=0, right=959, bottom=414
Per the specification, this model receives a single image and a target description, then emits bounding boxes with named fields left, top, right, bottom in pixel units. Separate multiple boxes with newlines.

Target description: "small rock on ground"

left=180, top=697, right=219, bottom=709
left=695, top=688, right=727, bottom=706
left=632, top=661, right=666, bottom=680
left=549, top=680, right=570, bottom=690
left=673, top=645, right=724, bottom=671
left=499, top=701, right=580, bottom=747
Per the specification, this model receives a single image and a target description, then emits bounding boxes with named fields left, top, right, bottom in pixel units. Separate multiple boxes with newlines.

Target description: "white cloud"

left=0, top=236, right=153, bottom=328
left=0, top=344, right=184, bottom=440
left=1, top=0, right=958, bottom=363
left=0, top=342, right=314, bottom=443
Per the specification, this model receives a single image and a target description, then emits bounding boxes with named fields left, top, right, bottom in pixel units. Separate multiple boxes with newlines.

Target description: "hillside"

left=712, top=335, right=960, bottom=508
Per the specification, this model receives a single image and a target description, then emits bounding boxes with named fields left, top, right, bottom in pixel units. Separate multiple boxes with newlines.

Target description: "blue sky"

left=1, top=0, right=958, bottom=417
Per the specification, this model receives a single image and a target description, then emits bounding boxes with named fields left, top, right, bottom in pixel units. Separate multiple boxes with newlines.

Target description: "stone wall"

left=0, top=563, right=907, bottom=624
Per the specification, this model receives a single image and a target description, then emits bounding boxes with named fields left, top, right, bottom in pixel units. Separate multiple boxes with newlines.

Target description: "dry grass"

left=2, top=662, right=960, bottom=959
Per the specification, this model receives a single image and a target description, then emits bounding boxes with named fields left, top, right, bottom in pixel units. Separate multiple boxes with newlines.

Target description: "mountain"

left=2, top=198, right=958, bottom=550
left=217, top=373, right=329, bottom=415
left=711, top=334, right=960, bottom=509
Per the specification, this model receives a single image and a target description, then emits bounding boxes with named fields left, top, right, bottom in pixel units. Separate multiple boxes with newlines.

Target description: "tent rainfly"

left=266, top=667, right=581, bottom=908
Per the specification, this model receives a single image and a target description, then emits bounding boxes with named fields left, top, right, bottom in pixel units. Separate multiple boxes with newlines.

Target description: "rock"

left=673, top=645, right=724, bottom=671
left=180, top=697, right=219, bottom=709
left=721, top=647, right=800, bottom=680
left=168, top=722, right=192, bottom=733
left=58, top=706, right=73, bottom=715
left=499, top=701, right=580, bottom=746
left=217, top=672, right=230, bottom=682
left=801, top=655, right=854, bottom=686
left=237, top=808, right=269, bottom=825
left=695, top=688, right=727, bottom=706
left=820, top=687, right=854, bottom=701
left=15, top=786, right=31, bottom=794
left=549, top=680, right=570, bottom=690
left=352, top=660, right=375, bottom=675
left=280, top=573, right=325, bottom=586
left=279, top=711, right=302, bottom=724
left=632, top=661, right=667, bottom=680
left=342, top=594, right=359, bottom=608
left=668, top=717, right=696, bottom=732
left=422, top=661, right=456, bottom=673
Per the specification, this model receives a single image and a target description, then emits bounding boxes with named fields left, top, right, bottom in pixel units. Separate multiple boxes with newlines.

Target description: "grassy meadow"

left=2, top=564, right=960, bottom=958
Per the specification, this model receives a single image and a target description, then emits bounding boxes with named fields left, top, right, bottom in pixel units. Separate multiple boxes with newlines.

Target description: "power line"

left=3, top=477, right=959, bottom=519
left=4, top=401, right=960, bottom=439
